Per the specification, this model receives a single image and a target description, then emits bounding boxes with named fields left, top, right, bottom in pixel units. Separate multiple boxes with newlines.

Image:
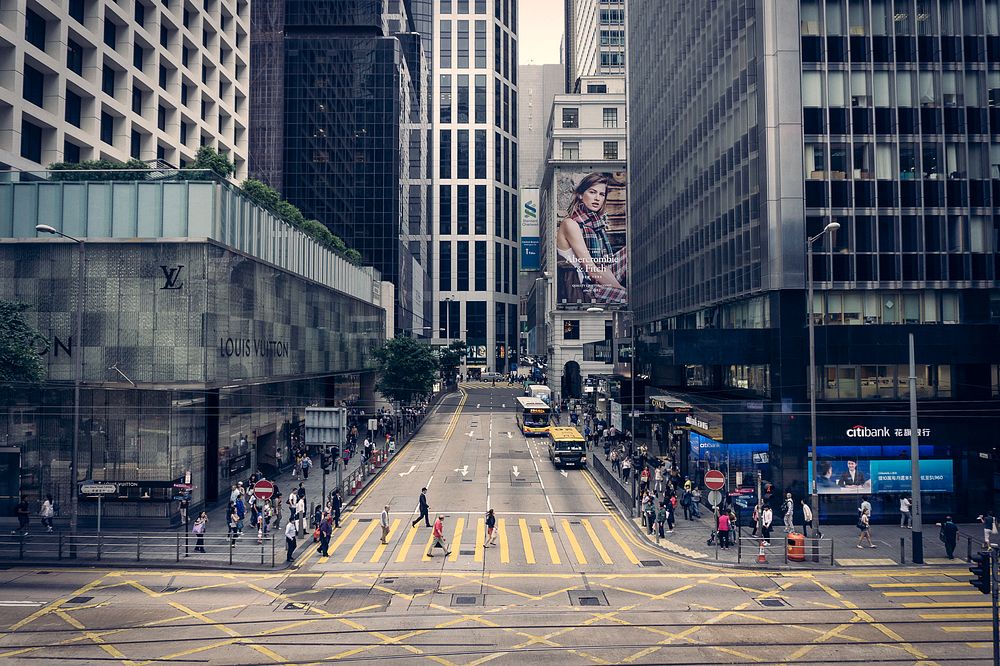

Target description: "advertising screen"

left=519, top=188, right=540, bottom=271
left=554, top=171, right=627, bottom=306
left=809, top=459, right=953, bottom=494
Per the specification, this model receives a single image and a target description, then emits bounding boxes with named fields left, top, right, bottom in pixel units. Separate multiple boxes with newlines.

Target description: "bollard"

left=176, top=533, right=181, bottom=562
left=58, top=533, right=63, bottom=560
left=968, top=536, right=973, bottom=563
left=900, top=536, right=906, bottom=565
left=137, top=532, right=142, bottom=562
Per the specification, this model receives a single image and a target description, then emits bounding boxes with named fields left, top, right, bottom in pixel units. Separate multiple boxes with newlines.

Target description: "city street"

left=0, top=385, right=985, bottom=665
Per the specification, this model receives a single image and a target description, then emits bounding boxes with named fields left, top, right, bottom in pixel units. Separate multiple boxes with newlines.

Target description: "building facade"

left=249, top=0, right=431, bottom=336
left=0, top=0, right=250, bottom=176
left=563, top=0, right=626, bottom=93
left=0, top=173, right=384, bottom=522
left=432, top=0, right=519, bottom=376
left=628, top=0, right=1000, bottom=520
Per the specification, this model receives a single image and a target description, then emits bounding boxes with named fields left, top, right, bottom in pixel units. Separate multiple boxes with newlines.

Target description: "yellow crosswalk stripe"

left=903, top=601, right=990, bottom=608
left=942, top=627, right=992, bottom=632
left=421, top=531, right=437, bottom=561
left=581, top=518, right=613, bottom=564
left=540, top=518, right=561, bottom=565
left=475, top=518, right=485, bottom=562
left=343, top=520, right=379, bottom=563
left=395, top=524, right=420, bottom=563
left=921, top=613, right=991, bottom=619
left=884, top=590, right=983, bottom=597
left=370, top=519, right=400, bottom=563
left=498, top=518, right=510, bottom=563
left=327, top=519, right=358, bottom=558
left=561, top=519, right=586, bottom=565
left=603, top=518, right=640, bottom=565
left=449, top=518, right=465, bottom=562
left=518, top=518, right=535, bottom=564
left=871, top=582, right=971, bottom=588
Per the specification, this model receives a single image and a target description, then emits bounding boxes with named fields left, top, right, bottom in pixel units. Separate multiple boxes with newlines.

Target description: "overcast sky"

left=517, top=0, right=564, bottom=65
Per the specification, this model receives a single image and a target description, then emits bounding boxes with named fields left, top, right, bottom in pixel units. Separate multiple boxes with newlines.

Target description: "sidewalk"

left=588, top=447, right=976, bottom=568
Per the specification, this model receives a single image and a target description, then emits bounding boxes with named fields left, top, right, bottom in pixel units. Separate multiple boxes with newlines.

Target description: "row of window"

left=439, top=74, right=487, bottom=123
left=804, top=141, right=1000, bottom=182
left=437, top=301, right=519, bottom=363
left=560, top=141, right=620, bottom=160
left=819, top=364, right=952, bottom=400
left=802, top=69, right=1000, bottom=110
left=808, top=215, right=994, bottom=256
left=561, top=107, right=619, bottom=128
left=809, top=290, right=962, bottom=325
left=801, top=0, right=1000, bottom=37
left=440, top=0, right=488, bottom=14
left=438, top=241, right=517, bottom=294
left=439, top=129, right=488, bottom=179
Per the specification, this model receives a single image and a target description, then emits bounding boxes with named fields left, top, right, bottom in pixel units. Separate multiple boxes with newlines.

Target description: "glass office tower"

left=628, top=0, right=1000, bottom=520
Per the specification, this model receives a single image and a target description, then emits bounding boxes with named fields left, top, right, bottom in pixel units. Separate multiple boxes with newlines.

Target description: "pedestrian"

left=294, top=493, right=306, bottom=532
left=761, top=505, right=773, bottom=546
left=645, top=499, right=656, bottom=535
left=665, top=499, right=675, bottom=533
left=801, top=499, right=813, bottom=538
left=717, top=508, right=731, bottom=548
left=681, top=489, right=693, bottom=520
left=640, top=493, right=652, bottom=528
left=656, top=503, right=666, bottom=539
left=782, top=493, right=794, bottom=533
left=227, top=503, right=239, bottom=542
left=318, top=513, right=332, bottom=556
left=313, top=503, right=322, bottom=530
left=639, top=467, right=650, bottom=494
left=653, top=465, right=664, bottom=495
left=332, top=489, right=342, bottom=528
left=412, top=488, right=431, bottom=528
left=621, top=456, right=631, bottom=482
left=900, top=496, right=912, bottom=528
left=751, top=504, right=761, bottom=537
left=938, top=516, right=959, bottom=559
left=302, top=455, right=312, bottom=479
left=484, top=509, right=497, bottom=547
left=40, top=494, right=54, bottom=533
left=426, top=515, right=452, bottom=557
left=859, top=496, right=872, bottom=518
left=192, top=511, right=207, bottom=552
left=690, top=487, right=702, bottom=518
left=379, top=505, right=391, bottom=544
left=11, top=495, right=28, bottom=535
left=978, top=511, right=997, bottom=549
left=285, top=519, right=298, bottom=562
left=234, top=495, right=245, bottom=536
left=857, top=510, right=876, bottom=548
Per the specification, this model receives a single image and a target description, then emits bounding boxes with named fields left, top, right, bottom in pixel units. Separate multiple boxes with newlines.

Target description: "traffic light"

left=969, top=550, right=992, bottom=594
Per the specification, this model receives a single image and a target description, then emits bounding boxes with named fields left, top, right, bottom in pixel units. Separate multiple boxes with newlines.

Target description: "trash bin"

left=786, top=532, right=806, bottom=562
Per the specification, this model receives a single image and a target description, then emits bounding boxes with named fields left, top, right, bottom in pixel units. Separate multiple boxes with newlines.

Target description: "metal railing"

left=737, top=534, right=835, bottom=566
left=0, top=531, right=278, bottom=568
left=589, top=452, right=636, bottom=516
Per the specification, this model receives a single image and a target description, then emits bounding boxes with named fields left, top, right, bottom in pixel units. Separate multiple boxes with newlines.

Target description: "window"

left=563, top=320, right=581, bottom=339
left=440, top=130, right=451, bottom=178
left=494, top=243, right=502, bottom=291
left=65, top=90, right=82, bottom=126
left=440, top=21, right=451, bottom=68
left=474, top=74, right=486, bottom=122
left=157, top=105, right=166, bottom=130
left=182, top=46, right=190, bottom=68
left=102, top=65, right=115, bottom=95
left=133, top=44, right=144, bottom=70
left=67, top=41, right=84, bottom=75
left=104, top=19, right=117, bottom=48
left=63, top=140, right=81, bottom=164
left=25, top=9, right=46, bottom=50
left=600, top=8, right=624, bottom=24
left=600, top=29, right=624, bottom=46
left=457, top=74, right=469, bottom=122
left=562, top=107, right=579, bottom=128
left=135, top=2, right=146, bottom=27
left=69, top=0, right=85, bottom=23
left=159, top=64, right=168, bottom=89
left=475, top=130, right=486, bottom=179
left=20, top=120, right=42, bottom=162
left=181, top=83, right=189, bottom=105
left=475, top=240, right=487, bottom=290
left=130, top=129, right=141, bottom=159
left=603, top=107, right=618, bottom=128
left=457, top=185, right=469, bottom=233
left=603, top=141, right=619, bottom=159
left=562, top=141, right=579, bottom=160
left=22, top=66, right=44, bottom=107
left=457, top=20, right=469, bottom=68
left=475, top=20, right=486, bottom=67
left=180, top=121, right=187, bottom=145
left=439, top=241, right=452, bottom=291
left=457, top=130, right=469, bottom=178
left=132, top=87, right=143, bottom=114
left=600, top=51, right=625, bottom=67
left=100, top=111, right=114, bottom=145
left=439, top=74, right=451, bottom=122
left=475, top=184, right=486, bottom=234
left=457, top=241, right=469, bottom=290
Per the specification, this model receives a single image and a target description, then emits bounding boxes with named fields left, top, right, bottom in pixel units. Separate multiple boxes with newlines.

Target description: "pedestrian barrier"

left=738, top=535, right=834, bottom=566
left=786, top=532, right=806, bottom=561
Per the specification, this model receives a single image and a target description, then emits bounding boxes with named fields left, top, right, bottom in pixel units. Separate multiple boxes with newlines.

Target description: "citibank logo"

left=846, top=425, right=890, bottom=438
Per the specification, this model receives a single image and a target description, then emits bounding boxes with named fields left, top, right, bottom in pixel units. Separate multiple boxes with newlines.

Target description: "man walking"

left=782, top=493, right=795, bottom=533
left=801, top=499, right=814, bottom=537
left=318, top=513, right=332, bottom=556
left=379, top=505, right=391, bottom=544
left=426, top=515, right=452, bottom=557
left=412, top=488, right=431, bottom=528
left=284, top=519, right=298, bottom=563
left=900, top=496, right=912, bottom=528
left=332, top=489, right=342, bottom=528
left=939, top=516, right=959, bottom=559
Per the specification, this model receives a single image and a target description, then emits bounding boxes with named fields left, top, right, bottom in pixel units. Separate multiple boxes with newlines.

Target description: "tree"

left=438, top=340, right=467, bottom=378
left=0, top=301, right=46, bottom=386
left=48, top=158, right=150, bottom=181
left=372, top=337, right=439, bottom=404
left=184, top=146, right=236, bottom=180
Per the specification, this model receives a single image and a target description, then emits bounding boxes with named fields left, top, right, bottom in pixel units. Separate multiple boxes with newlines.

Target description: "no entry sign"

left=253, top=480, right=275, bottom=501
left=704, top=469, right=726, bottom=492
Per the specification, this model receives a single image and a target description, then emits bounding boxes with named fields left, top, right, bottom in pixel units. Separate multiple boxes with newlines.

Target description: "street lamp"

left=807, top=220, right=840, bottom=538
left=36, top=224, right=84, bottom=551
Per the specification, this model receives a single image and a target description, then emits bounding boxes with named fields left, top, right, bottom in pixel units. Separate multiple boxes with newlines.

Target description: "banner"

left=519, top=188, right=540, bottom=271
left=554, top=171, right=627, bottom=306
left=809, top=459, right=953, bottom=495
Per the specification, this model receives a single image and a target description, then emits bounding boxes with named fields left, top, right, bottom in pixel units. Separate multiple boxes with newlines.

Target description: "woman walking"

left=484, top=509, right=497, bottom=547
left=40, top=494, right=55, bottom=533
left=193, top=511, right=208, bottom=553
left=857, top=510, right=876, bottom=548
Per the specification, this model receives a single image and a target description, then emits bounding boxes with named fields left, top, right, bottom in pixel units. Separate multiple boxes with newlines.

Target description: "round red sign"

left=253, top=480, right=275, bottom=500
left=704, top=470, right=726, bottom=491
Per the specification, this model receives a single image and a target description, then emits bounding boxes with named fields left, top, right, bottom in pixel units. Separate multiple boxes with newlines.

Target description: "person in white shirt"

left=379, top=505, right=391, bottom=545
left=801, top=499, right=814, bottom=538
left=782, top=493, right=795, bottom=532
left=761, top=505, right=774, bottom=545
left=899, top=496, right=912, bottom=528
left=284, top=520, right=297, bottom=562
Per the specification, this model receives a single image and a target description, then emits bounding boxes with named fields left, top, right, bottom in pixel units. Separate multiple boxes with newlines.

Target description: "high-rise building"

left=0, top=0, right=250, bottom=176
left=433, top=0, right=519, bottom=375
left=563, top=0, right=625, bottom=93
left=628, top=0, right=1000, bottom=519
left=249, top=0, right=430, bottom=336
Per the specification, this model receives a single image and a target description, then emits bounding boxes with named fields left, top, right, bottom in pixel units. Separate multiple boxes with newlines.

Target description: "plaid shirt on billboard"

left=568, top=205, right=627, bottom=304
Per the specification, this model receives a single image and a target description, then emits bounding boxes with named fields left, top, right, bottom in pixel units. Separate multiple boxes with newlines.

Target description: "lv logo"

left=160, top=265, right=184, bottom=290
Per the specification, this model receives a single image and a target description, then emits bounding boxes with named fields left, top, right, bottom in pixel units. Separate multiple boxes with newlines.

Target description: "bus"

left=526, top=384, right=552, bottom=405
left=547, top=427, right=587, bottom=468
left=515, top=397, right=551, bottom=436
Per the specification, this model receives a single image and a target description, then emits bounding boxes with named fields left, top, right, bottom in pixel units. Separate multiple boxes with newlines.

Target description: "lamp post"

left=807, top=221, right=840, bottom=538
left=36, top=224, right=84, bottom=552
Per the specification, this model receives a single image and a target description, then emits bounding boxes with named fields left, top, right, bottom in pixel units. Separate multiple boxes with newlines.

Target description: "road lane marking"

left=581, top=518, right=614, bottom=564
left=498, top=518, right=510, bottom=563
left=603, top=518, right=640, bottom=565
left=396, top=525, right=420, bottom=563
left=327, top=519, right=359, bottom=558
left=448, top=517, right=465, bottom=561
left=421, top=532, right=437, bottom=561
left=921, top=613, right=991, bottom=619
left=475, top=518, right=485, bottom=562
left=561, top=518, right=587, bottom=565
left=343, top=519, right=380, bottom=563
left=539, top=518, right=561, bottom=565
left=370, top=519, right=401, bottom=562
left=903, top=601, right=990, bottom=608
left=942, top=626, right=991, bottom=632
left=884, top=590, right=983, bottom=596
left=293, top=540, right=320, bottom=568
left=870, top=582, right=971, bottom=588
left=518, top=518, right=536, bottom=564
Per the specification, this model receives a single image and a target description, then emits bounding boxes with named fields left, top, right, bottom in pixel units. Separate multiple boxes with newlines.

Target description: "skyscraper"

left=563, top=0, right=626, bottom=93
left=628, top=0, right=1000, bottom=519
left=433, top=0, right=519, bottom=375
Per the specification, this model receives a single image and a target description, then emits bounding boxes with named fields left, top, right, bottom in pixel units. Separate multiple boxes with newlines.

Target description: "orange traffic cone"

left=757, top=540, right=767, bottom=564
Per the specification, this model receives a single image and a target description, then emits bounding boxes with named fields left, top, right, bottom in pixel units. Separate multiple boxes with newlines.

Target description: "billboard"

left=554, top=171, right=627, bottom=306
left=808, top=459, right=954, bottom=495
left=519, top=188, right=540, bottom=271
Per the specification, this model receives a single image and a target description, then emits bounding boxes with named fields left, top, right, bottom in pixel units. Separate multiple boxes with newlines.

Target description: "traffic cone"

left=757, top=540, right=767, bottom=564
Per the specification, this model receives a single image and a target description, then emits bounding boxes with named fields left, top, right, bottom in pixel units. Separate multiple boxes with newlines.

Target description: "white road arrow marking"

left=507, top=432, right=512, bottom=439
left=560, top=470, right=568, bottom=478
left=398, top=465, right=416, bottom=477
left=455, top=465, right=469, bottom=476
left=467, top=431, right=475, bottom=437
left=512, top=466, right=520, bottom=477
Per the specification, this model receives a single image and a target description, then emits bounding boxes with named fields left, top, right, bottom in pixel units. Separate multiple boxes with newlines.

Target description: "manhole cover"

left=380, top=578, right=396, bottom=584
left=412, top=588, right=425, bottom=594
left=568, top=590, right=609, bottom=606
left=640, top=560, right=663, bottom=567
left=282, top=602, right=309, bottom=611
left=578, top=597, right=601, bottom=606
left=454, top=595, right=478, bottom=605
left=758, top=598, right=787, bottom=607
left=460, top=549, right=475, bottom=555
left=67, top=596, right=93, bottom=604
left=357, top=518, right=373, bottom=523
left=568, top=520, right=582, bottom=525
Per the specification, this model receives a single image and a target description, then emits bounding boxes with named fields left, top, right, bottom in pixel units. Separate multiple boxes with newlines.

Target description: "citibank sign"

left=846, top=424, right=932, bottom=438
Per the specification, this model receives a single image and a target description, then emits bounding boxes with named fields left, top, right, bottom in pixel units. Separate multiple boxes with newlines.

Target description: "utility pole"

left=908, top=333, right=923, bottom=564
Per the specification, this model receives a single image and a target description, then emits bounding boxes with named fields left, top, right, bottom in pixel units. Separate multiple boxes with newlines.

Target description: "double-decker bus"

left=515, top=397, right=551, bottom=436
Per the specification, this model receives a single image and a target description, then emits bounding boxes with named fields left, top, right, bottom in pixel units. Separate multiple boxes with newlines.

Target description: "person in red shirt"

left=427, top=515, right=451, bottom=557
left=717, top=509, right=731, bottom=549
left=639, top=467, right=651, bottom=494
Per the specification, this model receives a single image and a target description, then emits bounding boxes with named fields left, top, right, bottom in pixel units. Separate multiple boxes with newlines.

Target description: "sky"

left=517, top=0, right=564, bottom=65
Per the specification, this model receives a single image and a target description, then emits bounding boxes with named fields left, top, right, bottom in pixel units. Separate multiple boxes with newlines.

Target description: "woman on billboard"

left=556, top=173, right=627, bottom=304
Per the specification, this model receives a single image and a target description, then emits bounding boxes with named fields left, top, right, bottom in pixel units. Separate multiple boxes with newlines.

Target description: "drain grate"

left=380, top=578, right=396, bottom=585
left=67, top=596, right=93, bottom=604
left=282, top=602, right=310, bottom=611
left=453, top=595, right=478, bottom=605
left=35, top=571, right=52, bottom=575
left=640, top=560, right=663, bottom=567
left=568, top=590, right=609, bottom=606
left=758, top=598, right=787, bottom=607
left=160, top=586, right=181, bottom=593
left=460, top=549, right=475, bottom=555
left=356, top=518, right=373, bottom=523
left=462, top=479, right=473, bottom=482
left=578, top=597, right=601, bottom=606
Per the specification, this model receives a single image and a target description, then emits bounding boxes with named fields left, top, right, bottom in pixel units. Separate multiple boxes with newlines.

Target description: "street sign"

left=252, top=480, right=275, bottom=501
left=368, top=418, right=378, bottom=432
left=752, top=452, right=769, bottom=464
left=704, top=469, right=726, bottom=491
left=707, top=490, right=723, bottom=507
left=80, top=483, right=117, bottom=495
left=172, top=483, right=193, bottom=490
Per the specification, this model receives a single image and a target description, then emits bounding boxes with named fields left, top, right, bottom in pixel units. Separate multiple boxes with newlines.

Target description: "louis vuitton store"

left=0, top=175, right=386, bottom=524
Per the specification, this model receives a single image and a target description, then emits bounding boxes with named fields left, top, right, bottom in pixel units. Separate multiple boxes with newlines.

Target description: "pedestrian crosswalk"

left=315, top=514, right=641, bottom=567
left=872, top=579, right=994, bottom=641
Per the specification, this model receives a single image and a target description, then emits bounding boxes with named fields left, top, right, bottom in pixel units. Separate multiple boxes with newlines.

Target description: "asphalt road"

left=0, top=384, right=986, bottom=665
